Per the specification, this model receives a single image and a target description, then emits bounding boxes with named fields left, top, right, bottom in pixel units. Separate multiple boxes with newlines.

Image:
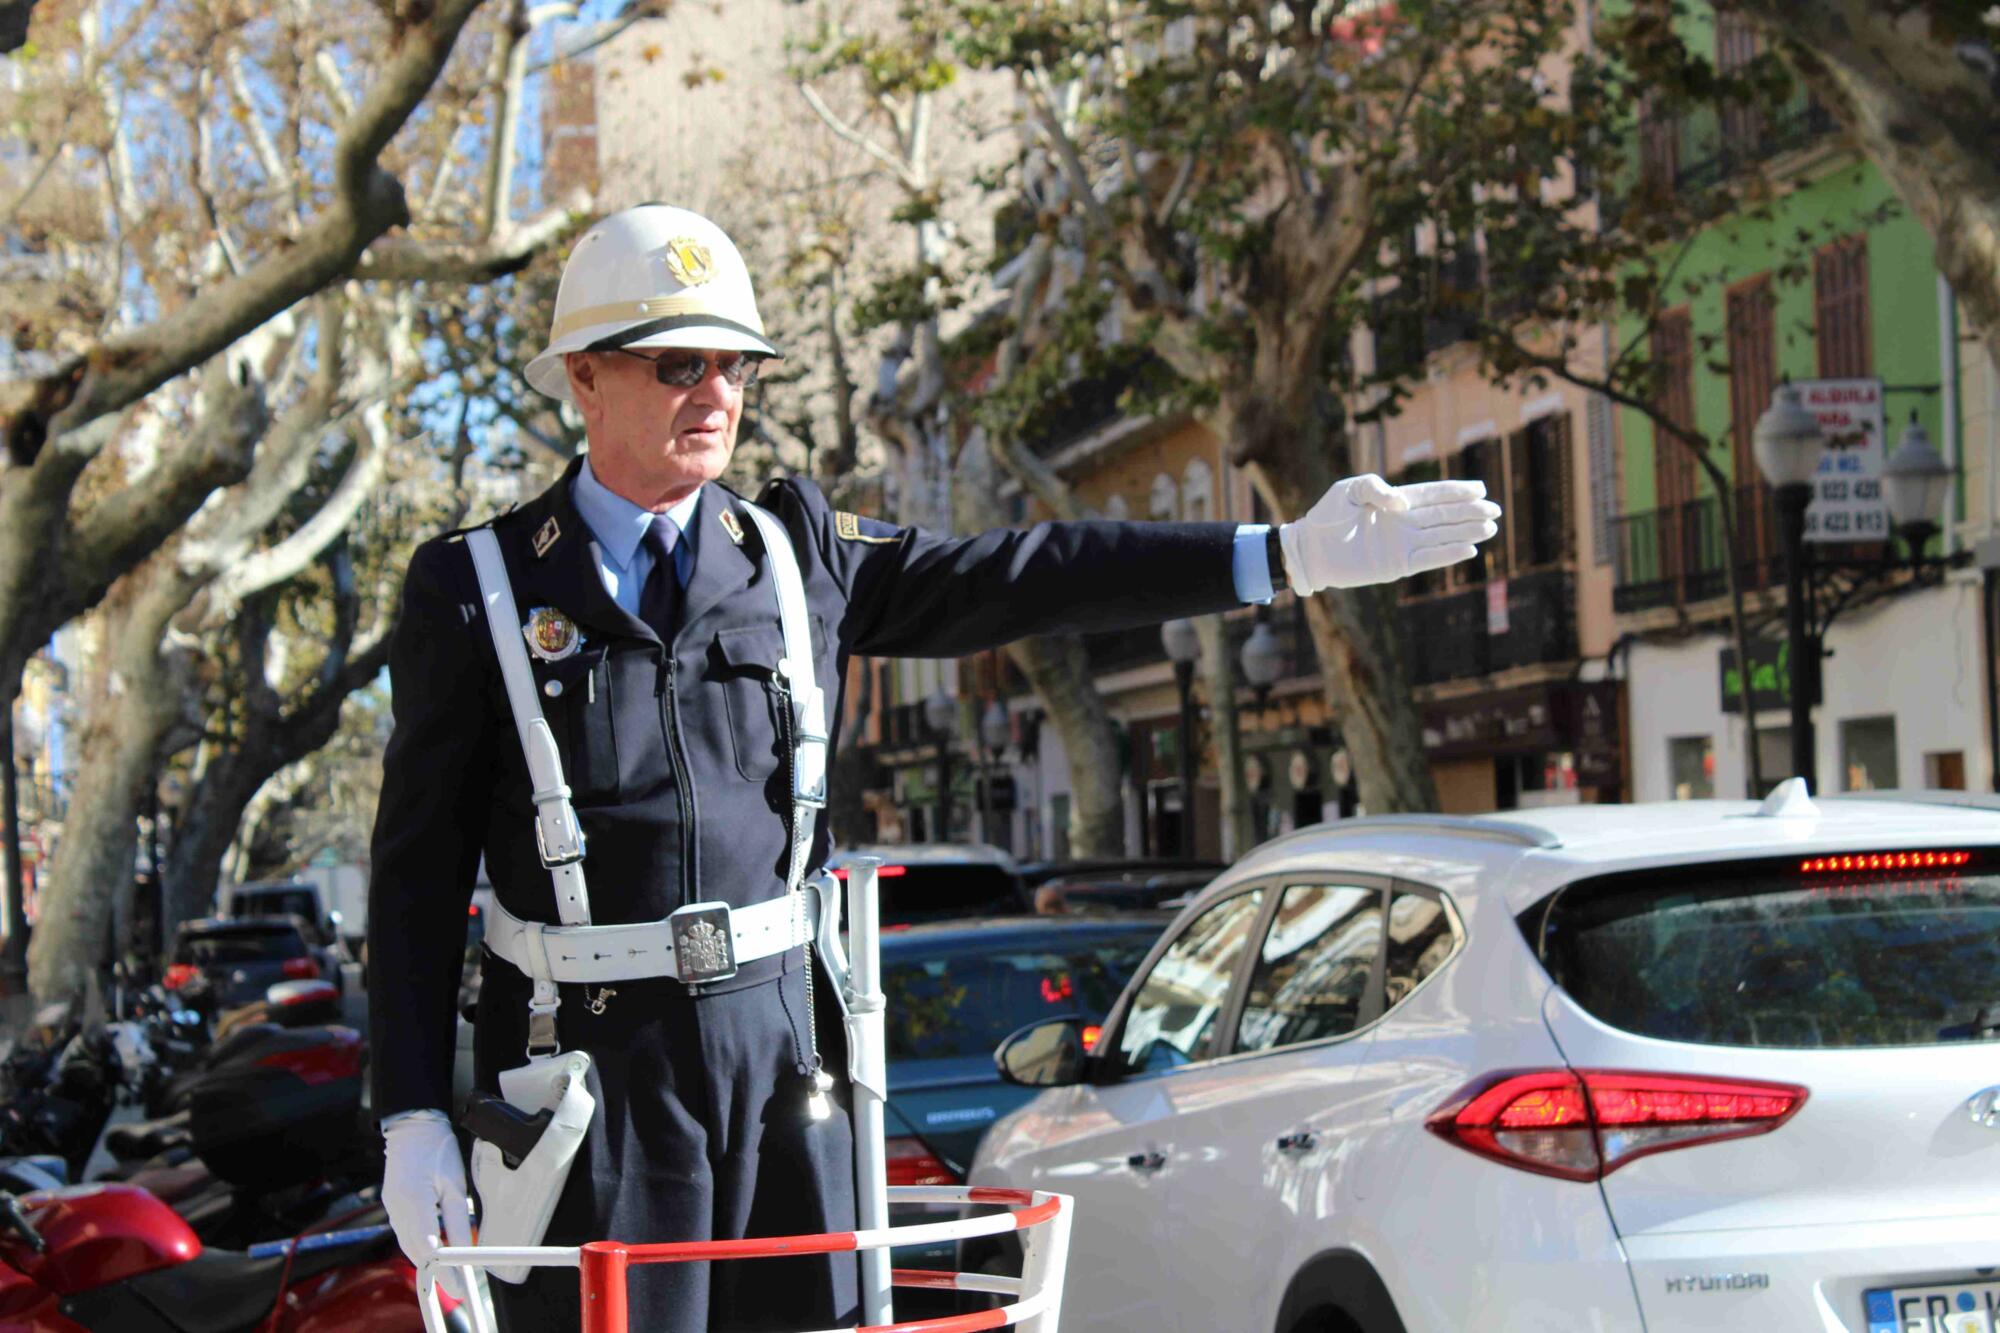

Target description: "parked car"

left=1032, top=866, right=1223, bottom=913
left=222, top=879, right=347, bottom=980
left=877, top=912, right=1171, bottom=1314
left=827, top=844, right=1029, bottom=922
left=968, top=785, right=2000, bottom=1332
left=1017, top=858, right=1225, bottom=889
left=164, top=917, right=331, bottom=1015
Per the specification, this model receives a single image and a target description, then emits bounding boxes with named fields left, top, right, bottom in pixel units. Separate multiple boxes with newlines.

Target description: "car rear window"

left=179, top=928, right=308, bottom=965
left=1537, top=862, right=2000, bottom=1048
left=875, top=866, right=1023, bottom=923
left=234, top=889, right=319, bottom=920
left=884, top=934, right=1157, bottom=1061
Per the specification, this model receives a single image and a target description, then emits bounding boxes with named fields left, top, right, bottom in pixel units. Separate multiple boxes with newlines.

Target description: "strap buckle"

left=792, top=729, right=829, bottom=810
left=526, top=999, right=561, bottom=1059
left=533, top=796, right=587, bottom=867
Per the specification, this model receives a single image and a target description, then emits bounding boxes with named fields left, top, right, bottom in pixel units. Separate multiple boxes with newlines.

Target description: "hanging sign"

left=1795, top=378, right=1887, bottom=544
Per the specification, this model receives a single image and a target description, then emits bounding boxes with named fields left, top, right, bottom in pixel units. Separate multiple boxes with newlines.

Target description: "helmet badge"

left=524, top=607, right=582, bottom=662
left=662, top=238, right=717, bottom=288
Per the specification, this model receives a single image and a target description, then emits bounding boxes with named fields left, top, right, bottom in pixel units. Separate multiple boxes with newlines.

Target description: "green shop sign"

left=1719, top=639, right=1819, bottom=714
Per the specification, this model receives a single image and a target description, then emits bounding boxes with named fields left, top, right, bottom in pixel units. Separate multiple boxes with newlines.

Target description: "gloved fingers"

left=1405, top=499, right=1502, bottom=530
left=1406, top=542, right=1482, bottom=575
left=1342, top=474, right=1410, bottom=513
left=1408, top=518, right=1499, bottom=548
left=439, top=1185, right=474, bottom=1250
left=425, top=1226, right=470, bottom=1302
left=1392, top=479, right=1487, bottom=509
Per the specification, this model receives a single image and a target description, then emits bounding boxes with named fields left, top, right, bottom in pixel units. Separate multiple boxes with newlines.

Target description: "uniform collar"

left=571, top=455, right=703, bottom=571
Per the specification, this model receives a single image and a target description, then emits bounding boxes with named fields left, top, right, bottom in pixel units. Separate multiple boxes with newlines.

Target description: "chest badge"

left=718, top=508, right=746, bottom=546
left=523, top=607, right=582, bottom=661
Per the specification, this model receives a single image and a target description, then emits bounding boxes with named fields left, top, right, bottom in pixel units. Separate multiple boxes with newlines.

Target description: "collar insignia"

left=524, top=608, right=582, bottom=662
left=836, top=511, right=901, bottom=545
left=532, top=516, right=561, bottom=558
left=718, top=509, right=746, bottom=546
left=662, top=238, right=716, bottom=288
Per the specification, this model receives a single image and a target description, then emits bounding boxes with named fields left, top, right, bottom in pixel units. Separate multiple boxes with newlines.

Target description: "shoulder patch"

left=835, top=511, right=902, bottom=545
left=532, top=516, right=561, bottom=558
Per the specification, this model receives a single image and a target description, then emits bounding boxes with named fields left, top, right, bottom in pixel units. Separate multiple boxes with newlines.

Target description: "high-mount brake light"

left=1798, top=850, right=1972, bottom=874
left=1426, top=1069, right=1807, bottom=1182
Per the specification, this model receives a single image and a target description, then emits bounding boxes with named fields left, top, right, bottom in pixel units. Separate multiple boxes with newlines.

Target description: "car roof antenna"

left=1755, top=776, right=1818, bottom=819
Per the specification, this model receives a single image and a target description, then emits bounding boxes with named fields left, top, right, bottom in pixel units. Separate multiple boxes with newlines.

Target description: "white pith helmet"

left=524, top=203, right=780, bottom=403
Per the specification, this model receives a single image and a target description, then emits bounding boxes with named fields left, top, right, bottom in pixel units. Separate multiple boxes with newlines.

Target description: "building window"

left=1814, top=234, right=1872, bottom=379
left=1726, top=275, right=1777, bottom=576
left=1668, top=735, right=1715, bottom=800
left=1508, top=413, right=1574, bottom=571
left=1715, top=11, right=1763, bottom=159
left=1638, top=90, right=1679, bottom=190
left=1841, top=716, right=1899, bottom=791
left=1182, top=458, right=1214, bottom=522
left=1925, top=751, right=1966, bottom=790
left=1149, top=473, right=1181, bottom=520
left=1453, top=439, right=1504, bottom=585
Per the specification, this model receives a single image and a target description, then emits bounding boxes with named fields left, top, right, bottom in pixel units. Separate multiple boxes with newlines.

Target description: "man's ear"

left=564, top=352, right=599, bottom=415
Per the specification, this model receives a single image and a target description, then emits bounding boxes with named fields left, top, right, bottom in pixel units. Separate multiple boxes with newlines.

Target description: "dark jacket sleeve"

left=758, top=478, right=1247, bottom=659
left=367, top=537, right=494, bottom=1118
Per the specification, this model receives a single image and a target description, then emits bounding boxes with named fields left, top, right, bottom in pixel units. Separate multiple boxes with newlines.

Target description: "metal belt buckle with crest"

left=669, top=902, right=737, bottom=988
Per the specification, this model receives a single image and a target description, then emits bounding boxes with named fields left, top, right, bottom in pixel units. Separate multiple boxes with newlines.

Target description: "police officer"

left=368, top=204, right=1499, bottom=1332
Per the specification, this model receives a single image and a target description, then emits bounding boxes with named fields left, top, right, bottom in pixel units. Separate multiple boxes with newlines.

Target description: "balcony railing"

left=1402, top=567, right=1578, bottom=687
left=1612, top=486, right=1784, bottom=613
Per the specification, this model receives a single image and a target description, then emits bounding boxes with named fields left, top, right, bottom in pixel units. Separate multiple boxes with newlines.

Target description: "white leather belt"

left=484, top=894, right=813, bottom=988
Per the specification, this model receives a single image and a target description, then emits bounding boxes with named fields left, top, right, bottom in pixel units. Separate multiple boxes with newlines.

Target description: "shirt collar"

left=572, top=455, right=703, bottom=571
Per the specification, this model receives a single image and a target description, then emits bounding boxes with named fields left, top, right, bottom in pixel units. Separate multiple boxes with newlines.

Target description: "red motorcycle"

left=0, top=1182, right=467, bottom=1331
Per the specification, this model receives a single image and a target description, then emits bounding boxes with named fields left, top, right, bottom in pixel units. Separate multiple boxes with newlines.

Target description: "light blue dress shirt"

left=570, top=456, right=699, bottom=610
left=1232, top=524, right=1276, bottom=604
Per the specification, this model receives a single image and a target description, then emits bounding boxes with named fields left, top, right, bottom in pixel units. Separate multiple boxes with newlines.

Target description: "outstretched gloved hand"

left=382, top=1110, right=473, bottom=1300
left=1278, top=475, right=1500, bottom=593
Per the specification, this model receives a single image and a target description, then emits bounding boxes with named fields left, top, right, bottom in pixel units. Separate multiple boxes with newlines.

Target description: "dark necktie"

left=638, top=515, right=683, bottom=642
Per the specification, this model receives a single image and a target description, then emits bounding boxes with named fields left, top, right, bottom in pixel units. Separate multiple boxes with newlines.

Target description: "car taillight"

left=1081, top=1024, right=1102, bottom=1052
left=885, top=1136, right=961, bottom=1188
left=162, top=964, right=198, bottom=991
left=1426, top=1069, right=1807, bottom=1182
left=832, top=865, right=908, bottom=880
left=281, top=957, right=319, bottom=979
left=1799, top=850, right=1971, bottom=873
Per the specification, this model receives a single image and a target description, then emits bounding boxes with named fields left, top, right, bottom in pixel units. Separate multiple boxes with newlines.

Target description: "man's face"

left=564, top=347, right=747, bottom=507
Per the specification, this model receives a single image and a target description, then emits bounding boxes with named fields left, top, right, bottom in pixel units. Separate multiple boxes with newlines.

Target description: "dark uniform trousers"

left=367, top=459, right=1247, bottom=1332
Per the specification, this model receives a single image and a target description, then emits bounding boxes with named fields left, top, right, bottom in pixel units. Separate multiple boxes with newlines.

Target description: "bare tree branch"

left=797, top=82, right=926, bottom=192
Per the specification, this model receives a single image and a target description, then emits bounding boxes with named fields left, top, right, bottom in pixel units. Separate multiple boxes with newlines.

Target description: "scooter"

left=0, top=1182, right=469, bottom=1331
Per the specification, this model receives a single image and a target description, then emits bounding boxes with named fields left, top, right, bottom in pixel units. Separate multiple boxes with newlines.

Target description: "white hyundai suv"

left=966, top=784, right=2000, bottom=1333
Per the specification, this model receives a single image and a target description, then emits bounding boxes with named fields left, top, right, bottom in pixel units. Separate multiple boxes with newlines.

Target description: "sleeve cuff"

left=1232, top=524, right=1275, bottom=604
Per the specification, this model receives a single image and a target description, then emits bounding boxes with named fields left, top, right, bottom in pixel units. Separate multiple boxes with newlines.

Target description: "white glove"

left=1278, top=474, right=1501, bottom=593
left=382, top=1109, right=473, bottom=1301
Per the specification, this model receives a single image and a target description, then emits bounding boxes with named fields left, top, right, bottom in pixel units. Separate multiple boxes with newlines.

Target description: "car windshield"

left=1539, top=863, right=2000, bottom=1048
left=883, top=933, right=1157, bottom=1061
left=178, top=928, right=307, bottom=966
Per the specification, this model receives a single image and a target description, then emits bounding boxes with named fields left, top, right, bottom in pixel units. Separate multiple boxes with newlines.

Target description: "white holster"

left=469, top=1051, right=596, bottom=1284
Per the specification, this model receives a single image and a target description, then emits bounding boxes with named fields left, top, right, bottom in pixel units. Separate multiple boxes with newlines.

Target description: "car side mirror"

left=995, top=1017, right=1089, bottom=1088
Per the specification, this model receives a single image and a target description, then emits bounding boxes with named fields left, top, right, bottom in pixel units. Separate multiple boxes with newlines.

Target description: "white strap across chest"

left=460, top=496, right=825, bottom=1000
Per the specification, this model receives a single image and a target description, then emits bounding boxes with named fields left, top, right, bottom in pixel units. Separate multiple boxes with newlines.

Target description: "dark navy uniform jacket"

left=367, top=457, right=1247, bottom=1118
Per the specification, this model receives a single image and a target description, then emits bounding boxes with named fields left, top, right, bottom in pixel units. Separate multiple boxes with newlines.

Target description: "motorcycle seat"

left=104, top=1110, right=191, bottom=1161
left=119, top=1223, right=398, bottom=1333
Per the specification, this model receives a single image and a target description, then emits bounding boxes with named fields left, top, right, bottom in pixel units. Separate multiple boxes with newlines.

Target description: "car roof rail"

left=1261, top=813, right=1564, bottom=853
left=1819, top=789, right=2000, bottom=815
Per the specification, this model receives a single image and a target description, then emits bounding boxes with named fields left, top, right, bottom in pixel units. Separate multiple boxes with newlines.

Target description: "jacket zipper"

left=661, top=652, right=698, bottom=910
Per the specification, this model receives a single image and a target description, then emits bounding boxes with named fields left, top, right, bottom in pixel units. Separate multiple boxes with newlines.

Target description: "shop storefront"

left=1421, top=681, right=1625, bottom=812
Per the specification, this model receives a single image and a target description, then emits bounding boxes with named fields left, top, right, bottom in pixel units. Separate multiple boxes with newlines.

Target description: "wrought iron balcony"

left=1612, top=486, right=1786, bottom=613
left=1401, top=567, right=1578, bottom=687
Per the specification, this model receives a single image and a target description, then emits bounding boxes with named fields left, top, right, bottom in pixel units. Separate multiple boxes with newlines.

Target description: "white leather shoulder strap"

left=463, top=528, right=592, bottom=927
left=738, top=501, right=827, bottom=897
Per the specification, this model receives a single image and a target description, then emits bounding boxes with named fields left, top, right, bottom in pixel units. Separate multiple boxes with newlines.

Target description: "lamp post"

left=980, top=701, right=1011, bottom=849
left=1753, top=387, right=1956, bottom=793
left=1239, top=612, right=1283, bottom=716
left=923, top=689, right=957, bottom=844
left=1161, top=619, right=1200, bottom=859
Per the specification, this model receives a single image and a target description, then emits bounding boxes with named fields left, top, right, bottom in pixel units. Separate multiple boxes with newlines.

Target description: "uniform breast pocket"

left=711, top=625, right=788, bottom=783
left=531, top=647, right=619, bottom=804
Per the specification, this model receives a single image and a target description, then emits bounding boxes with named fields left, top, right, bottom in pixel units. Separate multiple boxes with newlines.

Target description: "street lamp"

left=1753, top=386, right=1955, bottom=793
left=1161, top=619, right=1200, bottom=859
left=923, top=689, right=957, bottom=844
left=1752, top=381, right=1824, bottom=790
left=1239, top=613, right=1283, bottom=714
left=980, top=701, right=1011, bottom=849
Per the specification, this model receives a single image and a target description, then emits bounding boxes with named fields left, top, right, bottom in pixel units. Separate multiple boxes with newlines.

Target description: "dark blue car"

left=877, top=913, right=1170, bottom=1286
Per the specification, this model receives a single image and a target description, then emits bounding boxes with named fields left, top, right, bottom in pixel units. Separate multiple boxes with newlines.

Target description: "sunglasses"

left=608, top=347, right=763, bottom=389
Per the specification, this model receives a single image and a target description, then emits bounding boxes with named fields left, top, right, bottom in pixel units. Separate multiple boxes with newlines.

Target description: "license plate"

left=1866, top=1280, right=2000, bottom=1332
